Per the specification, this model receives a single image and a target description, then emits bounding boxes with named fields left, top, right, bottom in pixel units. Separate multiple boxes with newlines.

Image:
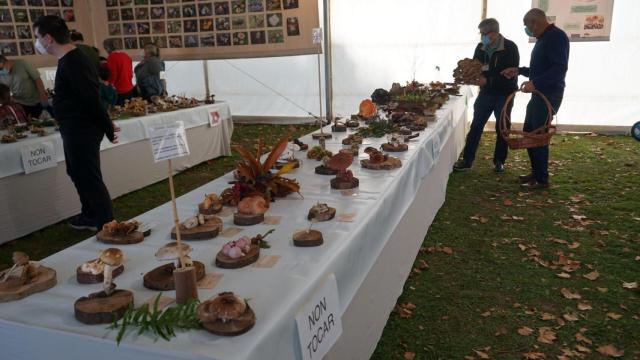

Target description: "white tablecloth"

left=0, top=91, right=469, bottom=360
left=0, top=103, right=233, bottom=242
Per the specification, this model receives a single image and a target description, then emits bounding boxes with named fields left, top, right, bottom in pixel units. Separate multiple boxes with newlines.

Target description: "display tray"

left=76, top=261, right=124, bottom=284
left=0, top=266, right=56, bottom=303
left=201, top=305, right=256, bottom=337
left=143, top=261, right=206, bottom=291
left=74, top=289, right=133, bottom=325
left=171, top=217, right=223, bottom=240
left=215, top=245, right=260, bottom=269
left=96, top=231, right=145, bottom=245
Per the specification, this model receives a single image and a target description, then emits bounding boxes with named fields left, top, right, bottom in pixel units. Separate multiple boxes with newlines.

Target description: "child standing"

left=98, top=65, right=117, bottom=111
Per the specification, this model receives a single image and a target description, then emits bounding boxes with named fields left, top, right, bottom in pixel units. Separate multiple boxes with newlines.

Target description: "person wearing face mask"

left=454, top=18, right=519, bottom=173
left=501, top=8, right=569, bottom=190
left=134, top=43, right=166, bottom=101
left=32, top=15, right=120, bottom=231
left=0, top=55, right=50, bottom=118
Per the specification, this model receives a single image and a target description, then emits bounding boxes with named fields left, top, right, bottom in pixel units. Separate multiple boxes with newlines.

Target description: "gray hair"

left=524, top=8, right=547, bottom=22
left=103, top=38, right=120, bottom=53
left=478, top=18, right=500, bottom=34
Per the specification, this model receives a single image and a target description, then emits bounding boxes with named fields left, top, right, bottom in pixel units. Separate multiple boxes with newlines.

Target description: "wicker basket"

left=500, top=89, right=556, bottom=150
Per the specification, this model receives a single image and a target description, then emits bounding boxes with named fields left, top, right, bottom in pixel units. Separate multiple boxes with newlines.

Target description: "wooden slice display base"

left=308, top=207, right=336, bottom=222
left=408, top=125, right=426, bottom=131
left=198, top=202, right=222, bottom=216
left=331, top=125, right=347, bottom=132
left=398, top=128, right=412, bottom=135
left=315, top=165, right=338, bottom=175
left=143, top=261, right=206, bottom=291
left=201, top=305, right=256, bottom=336
left=96, top=231, right=144, bottom=245
left=233, top=213, right=264, bottom=226
left=330, top=177, right=359, bottom=190
left=346, top=120, right=360, bottom=128
left=74, top=289, right=133, bottom=325
left=293, top=230, right=324, bottom=247
left=274, top=159, right=300, bottom=170
left=172, top=217, right=222, bottom=240
left=215, top=245, right=260, bottom=269
left=361, top=158, right=402, bottom=170
left=312, top=133, right=332, bottom=140
left=0, top=266, right=56, bottom=303
left=76, top=261, right=124, bottom=284
left=381, top=143, right=408, bottom=152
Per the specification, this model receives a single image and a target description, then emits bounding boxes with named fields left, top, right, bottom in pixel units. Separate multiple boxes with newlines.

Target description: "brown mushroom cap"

left=155, top=242, right=192, bottom=261
left=198, top=292, right=247, bottom=323
left=12, top=251, right=29, bottom=265
left=100, top=248, right=124, bottom=266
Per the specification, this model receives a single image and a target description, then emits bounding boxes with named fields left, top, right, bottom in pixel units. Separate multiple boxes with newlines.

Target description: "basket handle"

left=499, top=89, right=556, bottom=140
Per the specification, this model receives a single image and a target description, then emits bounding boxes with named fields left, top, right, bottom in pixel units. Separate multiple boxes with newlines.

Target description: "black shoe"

left=494, top=162, right=505, bottom=173
left=69, top=215, right=98, bottom=231
left=453, top=160, right=472, bottom=171
left=520, top=180, right=550, bottom=190
left=518, top=173, right=534, bottom=184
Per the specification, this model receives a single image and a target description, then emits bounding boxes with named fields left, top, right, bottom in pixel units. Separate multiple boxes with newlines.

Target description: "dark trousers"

left=523, top=91, right=563, bottom=184
left=61, top=130, right=113, bottom=228
left=116, top=89, right=136, bottom=106
left=462, top=93, right=512, bottom=165
left=21, top=103, right=43, bottom=118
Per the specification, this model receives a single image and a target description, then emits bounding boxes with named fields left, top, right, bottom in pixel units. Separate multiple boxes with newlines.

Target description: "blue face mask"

left=524, top=26, right=534, bottom=37
left=0, top=68, right=7, bottom=76
left=481, top=34, right=491, bottom=46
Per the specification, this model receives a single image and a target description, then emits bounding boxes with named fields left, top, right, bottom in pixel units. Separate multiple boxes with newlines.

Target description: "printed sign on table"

left=21, top=141, right=57, bottom=174
left=295, top=273, right=342, bottom=360
left=148, top=121, right=190, bottom=163
left=209, top=111, right=221, bottom=127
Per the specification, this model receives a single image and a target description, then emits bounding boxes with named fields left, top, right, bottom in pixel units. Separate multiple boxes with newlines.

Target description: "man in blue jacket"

left=502, top=8, right=569, bottom=189
left=454, top=18, right=519, bottom=173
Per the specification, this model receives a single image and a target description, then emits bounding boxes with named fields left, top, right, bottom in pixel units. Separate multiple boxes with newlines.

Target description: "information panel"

left=533, top=0, right=614, bottom=42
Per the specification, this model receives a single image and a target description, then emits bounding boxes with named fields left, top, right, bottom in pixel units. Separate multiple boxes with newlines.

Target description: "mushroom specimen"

left=155, top=242, right=193, bottom=268
left=237, top=196, right=269, bottom=216
left=221, top=236, right=252, bottom=259
left=197, top=292, right=247, bottom=324
left=100, top=248, right=123, bottom=296
left=0, top=251, right=37, bottom=284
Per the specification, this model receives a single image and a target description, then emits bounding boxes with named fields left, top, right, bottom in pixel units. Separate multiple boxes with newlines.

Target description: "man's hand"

left=501, top=67, right=519, bottom=79
left=110, top=122, right=121, bottom=144
left=520, top=81, right=535, bottom=93
left=478, top=76, right=487, bottom=87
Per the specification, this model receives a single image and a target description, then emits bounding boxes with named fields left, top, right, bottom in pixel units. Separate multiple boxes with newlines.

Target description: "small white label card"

left=218, top=207, right=234, bottom=217
left=254, top=255, right=280, bottom=268
left=197, top=273, right=223, bottom=289
left=295, top=273, right=343, bottom=360
left=148, top=121, right=190, bottom=163
left=312, top=27, right=323, bottom=44
left=337, top=213, right=357, bottom=222
left=144, top=295, right=175, bottom=311
left=263, top=216, right=282, bottom=225
left=220, top=227, right=243, bottom=238
left=209, top=110, right=221, bottom=127
left=21, top=141, right=57, bottom=174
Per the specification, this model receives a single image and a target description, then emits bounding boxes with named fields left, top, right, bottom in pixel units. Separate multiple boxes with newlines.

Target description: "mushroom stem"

left=103, top=264, right=113, bottom=296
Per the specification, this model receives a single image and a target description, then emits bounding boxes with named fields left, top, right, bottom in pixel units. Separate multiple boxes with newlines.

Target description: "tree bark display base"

left=96, top=231, right=144, bottom=245
left=330, top=177, right=359, bottom=190
left=233, top=213, right=264, bottom=226
left=215, top=245, right=260, bottom=269
left=201, top=306, right=256, bottom=336
left=315, top=165, right=338, bottom=175
left=143, top=261, right=206, bottom=291
left=76, top=261, right=124, bottom=284
left=171, top=217, right=222, bottom=240
left=74, top=289, right=133, bottom=325
left=293, top=230, right=324, bottom=247
left=381, top=143, right=408, bottom=152
left=0, top=266, right=56, bottom=303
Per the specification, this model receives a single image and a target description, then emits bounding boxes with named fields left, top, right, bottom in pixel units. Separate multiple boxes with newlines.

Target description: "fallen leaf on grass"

left=576, top=332, right=593, bottom=345
left=572, top=215, right=587, bottom=221
left=395, top=303, right=416, bottom=318
left=561, top=288, right=582, bottom=300
left=596, top=344, right=624, bottom=357
left=540, top=313, right=556, bottom=321
left=563, top=313, right=579, bottom=321
left=522, top=352, right=546, bottom=359
left=568, top=242, right=581, bottom=249
left=597, top=287, right=608, bottom=293
left=577, top=303, right=593, bottom=311
left=575, top=344, right=591, bottom=353
left=517, top=326, right=534, bottom=336
left=583, top=271, right=600, bottom=281
left=473, top=349, right=490, bottom=359
left=635, top=256, right=640, bottom=261
left=403, top=352, right=416, bottom=360
left=440, top=247, right=454, bottom=255
left=503, top=199, right=513, bottom=206
left=556, top=272, right=571, bottom=279
left=607, top=312, right=622, bottom=320
left=622, top=281, right=638, bottom=289
left=481, top=311, right=491, bottom=317
left=537, top=327, right=556, bottom=344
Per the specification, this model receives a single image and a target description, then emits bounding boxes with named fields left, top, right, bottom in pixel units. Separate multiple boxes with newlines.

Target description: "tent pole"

left=481, top=0, right=488, bottom=20
left=323, top=0, right=333, bottom=122
left=203, top=60, right=210, bottom=99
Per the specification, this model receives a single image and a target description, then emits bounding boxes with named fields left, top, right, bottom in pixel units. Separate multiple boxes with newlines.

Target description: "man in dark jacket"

left=454, top=18, right=519, bottom=173
left=502, top=8, right=569, bottom=189
left=33, top=16, right=119, bottom=230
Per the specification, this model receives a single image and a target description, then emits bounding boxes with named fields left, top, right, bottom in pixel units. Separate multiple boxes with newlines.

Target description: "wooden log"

left=215, top=245, right=260, bottom=269
left=74, top=289, right=133, bottom=324
left=76, top=261, right=124, bottom=284
left=361, top=158, right=402, bottom=170
left=330, top=177, right=359, bottom=190
left=381, top=143, right=408, bottom=152
left=315, top=165, right=338, bottom=175
left=143, top=261, right=206, bottom=291
left=293, top=230, right=324, bottom=247
left=96, top=231, right=144, bottom=245
left=174, top=266, right=199, bottom=305
left=201, top=305, right=256, bottom=336
left=171, top=217, right=222, bottom=240
left=0, top=266, right=56, bottom=303
left=233, top=213, right=264, bottom=226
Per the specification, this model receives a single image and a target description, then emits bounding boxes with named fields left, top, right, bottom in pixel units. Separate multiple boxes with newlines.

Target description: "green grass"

left=0, top=123, right=316, bottom=265
left=371, top=134, right=640, bottom=359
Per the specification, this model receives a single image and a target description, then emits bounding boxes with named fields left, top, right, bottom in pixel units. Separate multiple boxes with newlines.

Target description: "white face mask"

left=34, top=38, right=48, bottom=55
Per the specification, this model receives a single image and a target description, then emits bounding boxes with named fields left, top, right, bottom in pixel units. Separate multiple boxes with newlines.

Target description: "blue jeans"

left=523, top=91, right=563, bottom=184
left=462, top=93, right=512, bottom=165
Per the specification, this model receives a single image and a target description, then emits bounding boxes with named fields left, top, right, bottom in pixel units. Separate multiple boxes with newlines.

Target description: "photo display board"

left=93, top=0, right=320, bottom=61
left=533, top=0, right=614, bottom=41
left=0, top=0, right=319, bottom=66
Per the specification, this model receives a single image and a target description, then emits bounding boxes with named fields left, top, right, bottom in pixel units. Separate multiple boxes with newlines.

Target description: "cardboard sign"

left=295, top=273, right=342, bottom=360
left=209, top=111, right=221, bottom=127
left=148, top=121, right=190, bottom=163
left=21, top=141, right=57, bottom=174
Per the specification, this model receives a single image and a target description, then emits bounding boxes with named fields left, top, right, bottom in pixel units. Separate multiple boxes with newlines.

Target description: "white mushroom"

left=181, top=216, right=200, bottom=230
left=100, top=248, right=123, bottom=296
left=80, top=260, right=104, bottom=275
left=155, top=242, right=193, bottom=268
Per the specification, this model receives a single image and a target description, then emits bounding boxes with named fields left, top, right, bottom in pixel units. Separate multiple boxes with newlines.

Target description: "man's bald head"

left=523, top=8, right=550, bottom=37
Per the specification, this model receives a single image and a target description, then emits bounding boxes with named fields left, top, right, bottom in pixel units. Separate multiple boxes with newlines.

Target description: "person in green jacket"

left=98, top=65, right=117, bottom=111
left=70, top=30, right=100, bottom=71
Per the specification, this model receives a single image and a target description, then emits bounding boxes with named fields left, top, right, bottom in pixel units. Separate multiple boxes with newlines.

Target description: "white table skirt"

left=0, top=91, right=469, bottom=360
left=0, top=102, right=233, bottom=242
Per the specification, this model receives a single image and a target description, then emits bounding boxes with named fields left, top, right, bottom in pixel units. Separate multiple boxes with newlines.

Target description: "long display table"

left=0, top=91, right=469, bottom=359
left=0, top=102, right=233, bottom=242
